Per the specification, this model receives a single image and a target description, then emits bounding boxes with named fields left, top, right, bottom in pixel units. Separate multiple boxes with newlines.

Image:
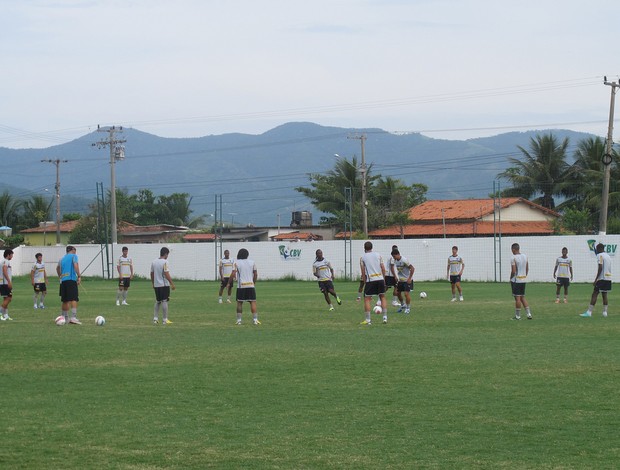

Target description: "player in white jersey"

left=360, top=241, right=387, bottom=325
left=581, top=243, right=612, bottom=318
left=510, top=243, right=532, bottom=320
left=447, top=246, right=465, bottom=302
left=231, top=248, right=260, bottom=325
left=116, top=246, right=134, bottom=306
left=218, top=250, right=235, bottom=304
left=31, top=252, right=48, bottom=309
left=312, top=249, right=342, bottom=311
left=150, top=247, right=176, bottom=325
left=553, top=247, right=573, bottom=304
left=385, top=245, right=400, bottom=306
left=391, top=248, right=414, bottom=314
left=0, top=249, right=14, bottom=321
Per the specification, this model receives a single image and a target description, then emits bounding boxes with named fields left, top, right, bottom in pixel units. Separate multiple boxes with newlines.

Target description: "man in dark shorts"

left=56, top=246, right=82, bottom=325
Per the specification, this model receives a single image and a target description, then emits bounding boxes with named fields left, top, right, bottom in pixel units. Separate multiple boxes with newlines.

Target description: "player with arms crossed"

left=553, top=247, right=573, bottom=304
left=116, top=246, right=134, bottom=306
left=312, top=249, right=342, bottom=311
left=218, top=249, right=234, bottom=304
left=580, top=242, right=612, bottom=318
left=510, top=243, right=532, bottom=320
left=360, top=241, right=388, bottom=325
left=31, top=252, right=48, bottom=309
left=231, top=248, right=260, bottom=325
left=447, top=246, right=464, bottom=302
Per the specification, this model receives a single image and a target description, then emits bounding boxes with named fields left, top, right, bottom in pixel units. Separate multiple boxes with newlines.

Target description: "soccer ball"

left=55, top=315, right=66, bottom=326
left=95, top=315, right=106, bottom=326
left=419, top=292, right=428, bottom=299
left=373, top=305, right=383, bottom=315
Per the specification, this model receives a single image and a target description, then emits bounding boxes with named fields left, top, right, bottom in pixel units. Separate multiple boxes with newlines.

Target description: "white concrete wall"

left=11, top=235, right=619, bottom=283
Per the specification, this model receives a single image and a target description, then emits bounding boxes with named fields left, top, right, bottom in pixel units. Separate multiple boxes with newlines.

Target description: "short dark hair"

left=596, top=243, right=605, bottom=254
left=160, top=247, right=170, bottom=256
left=452, top=246, right=458, bottom=250
left=364, top=241, right=373, bottom=251
left=391, top=248, right=400, bottom=256
left=122, top=246, right=128, bottom=251
left=511, top=243, right=520, bottom=251
left=35, top=252, right=42, bottom=258
left=237, top=248, right=249, bottom=260
left=66, top=245, right=76, bottom=253
left=4, top=249, right=13, bottom=258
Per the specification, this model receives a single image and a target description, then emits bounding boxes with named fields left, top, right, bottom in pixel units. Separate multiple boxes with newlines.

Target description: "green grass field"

left=1, top=277, right=618, bottom=469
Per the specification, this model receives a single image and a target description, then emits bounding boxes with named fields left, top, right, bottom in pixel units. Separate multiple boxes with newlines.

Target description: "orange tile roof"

left=21, top=220, right=80, bottom=233
left=183, top=233, right=217, bottom=241
left=406, top=198, right=559, bottom=221
left=270, top=231, right=322, bottom=241
left=370, top=221, right=554, bottom=238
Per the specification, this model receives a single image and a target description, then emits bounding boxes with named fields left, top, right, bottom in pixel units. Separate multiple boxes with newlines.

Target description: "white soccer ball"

left=95, top=315, right=106, bottom=326
left=55, top=315, right=66, bottom=326
left=373, top=305, right=383, bottom=315
left=419, top=291, right=428, bottom=299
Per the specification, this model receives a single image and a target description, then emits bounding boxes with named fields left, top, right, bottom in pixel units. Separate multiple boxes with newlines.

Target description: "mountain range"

left=0, top=122, right=596, bottom=227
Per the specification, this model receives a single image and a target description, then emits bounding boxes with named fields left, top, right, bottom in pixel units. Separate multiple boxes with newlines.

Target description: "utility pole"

left=41, top=158, right=68, bottom=244
left=93, top=125, right=126, bottom=244
left=599, top=77, right=619, bottom=236
left=348, top=133, right=368, bottom=237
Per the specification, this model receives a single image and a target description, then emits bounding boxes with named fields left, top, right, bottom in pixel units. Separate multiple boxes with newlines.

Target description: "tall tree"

left=499, top=133, right=573, bottom=209
left=22, top=195, right=53, bottom=230
left=0, top=191, right=22, bottom=228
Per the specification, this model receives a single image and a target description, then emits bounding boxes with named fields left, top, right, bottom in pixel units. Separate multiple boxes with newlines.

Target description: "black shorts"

left=450, top=275, right=461, bottom=284
left=364, top=280, right=386, bottom=297
left=236, top=287, right=257, bottom=302
left=556, top=277, right=570, bottom=288
left=34, top=282, right=47, bottom=293
left=385, top=276, right=396, bottom=287
left=154, top=286, right=171, bottom=302
left=318, top=280, right=334, bottom=293
left=396, top=281, right=413, bottom=292
left=595, top=280, right=612, bottom=293
left=0, top=284, right=12, bottom=298
left=118, top=278, right=131, bottom=289
left=511, top=282, right=526, bottom=297
left=220, top=277, right=232, bottom=288
left=59, top=280, right=79, bottom=302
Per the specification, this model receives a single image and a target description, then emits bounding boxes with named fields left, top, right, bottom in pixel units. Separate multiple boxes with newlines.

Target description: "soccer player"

left=553, top=247, right=573, bottom=304
left=31, top=252, right=48, bottom=309
left=385, top=245, right=400, bottom=307
left=580, top=243, right=612, bottom=318
left=391, top=248, right=414, bottom=314
left=510, top=243, right=532, bottom=320
left=312, top=249, right=342, bottom=311
left=231, top=248, right=260, bottom=325
left=151, top=247, right=176, bottom=325
left=0, top=249, right=14, bottom=321
left=447, top=246, right=464, bottom=302
left=218, top=249, right=234, bottom=304
left=56, top=245, right=82, bottom=325
left=116, top=246, right=134, bottom=306
left=360, top=241, right=387, bottom=325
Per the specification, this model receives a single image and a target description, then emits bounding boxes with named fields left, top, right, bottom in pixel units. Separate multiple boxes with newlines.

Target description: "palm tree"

left=0, top=191, right=22, bottom=228
left=499, top=133, right=573, bottom=209
left=22, top=195, right=53, bottom=229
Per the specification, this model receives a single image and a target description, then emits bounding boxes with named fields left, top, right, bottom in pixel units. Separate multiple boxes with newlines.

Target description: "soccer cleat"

left=563, top=299, right=568, bottom=304
left=404, top=308, right=410, bottom=314
left=69, top=317, right=82, bottom=325
left=34, top=303, right=38, bottom=309
left=218, top=298, right=223, bottom=304
left=397, top=306, right=404, bottom=313
left=253, top=319, right=261, bottom=325
left=236, top=319, right=242, bottom=325
left=459, top=296, right=464, bottom=302
left=512, top=315, right=521, bottom=320
left=554, top=299, right=560, bottom=304
left=603, top=311, right=608, bottom=318
left=391, top=300, right=401, bottom=307
left=527, top=313, right=533, bottom=320
left=226, top=299, right=232, bottom=304
left=0, top=316, right=5, bottom=321
left=153, top=319, right=159, bottom=325
left=383, top=316, right=387, bottom=324
left=163, top=319, right=173, bottom=325
left=329, top=305, right=335, bottom=311
left=579, top=311, right=592, bottom=318
left=451, top=297, right=456, bottom=302
left=116, top=300, right=120, bottom=306
left=336, top=296, right=342, bottom=305
left=121, top=301, right=129, bottom=306
left=39, top=304, right=45, bottom=309
left=360, top=319, right=372, bottom=325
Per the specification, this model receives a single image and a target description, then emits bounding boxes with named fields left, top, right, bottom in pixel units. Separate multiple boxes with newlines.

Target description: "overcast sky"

left=1, top=0, right=618, bottom=149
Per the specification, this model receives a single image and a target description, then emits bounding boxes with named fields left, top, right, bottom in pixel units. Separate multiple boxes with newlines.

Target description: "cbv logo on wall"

left=278, top=245, right=302, bottom=261
left=587, top=239, right=618, bottom=256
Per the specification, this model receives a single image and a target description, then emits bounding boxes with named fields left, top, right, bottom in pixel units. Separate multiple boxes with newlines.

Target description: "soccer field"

left=1, top=277, right=618, bottom=469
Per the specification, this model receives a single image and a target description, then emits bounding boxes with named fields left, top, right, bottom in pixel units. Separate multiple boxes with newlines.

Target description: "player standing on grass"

left=31, top=252, right=48, bottom=309
left=553, top=247, right=573, bottom=304
left=447, top=246, right=464, bottom=302
left=218, top=249, right=234, bottom=304
left=360, top=241, right=388, bottom=325
left=57, top=246, right=82, bottom=325
left=391, top=248, right=414, bottom=314
left=580, top=243, right=612, bottom=318
left=151, top=247, right=176, bottom=325
left=0, top=249, right=14, bottom=321
left=231, top=248, right=260, bottom=325
left=510, top=243, right=532, bottom=320
left=312, top=249, right=342, bottom=311
left=116, top=246, right=133, bottom=306
left=385, top=245, right=400, bottom=307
